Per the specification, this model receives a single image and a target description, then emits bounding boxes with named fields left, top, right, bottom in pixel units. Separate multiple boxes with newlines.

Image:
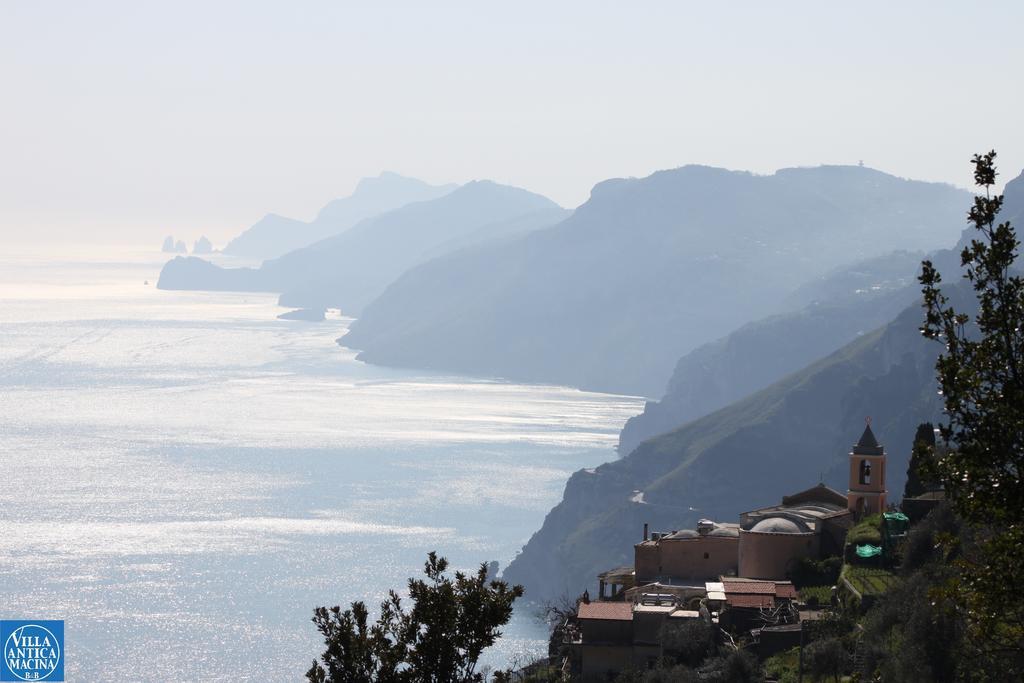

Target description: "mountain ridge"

left=223, top=172, right=458, bottom=260
left=158, top=181, right=564, bottom=316
left=344, top=164, right=970, bottom=397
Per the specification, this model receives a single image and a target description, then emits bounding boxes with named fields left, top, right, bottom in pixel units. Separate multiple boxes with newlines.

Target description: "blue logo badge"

left=1, top=621, right=63, bottom=682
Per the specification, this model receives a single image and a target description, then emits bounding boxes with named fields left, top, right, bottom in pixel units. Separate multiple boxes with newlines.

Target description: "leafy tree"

left=918, top=150, right=1024, bottom=676
left=613, top=649, right=761, bottom=683
left=535, top=593, right=580, bottom=661
left=919, top=150, right=1023, bottom=525
left=660, top=618, right=716, bottom=667
left=904, top=422, right=936, bottom=499
left=860, top=507, right=962, bottom=683
left=803, top=637, right=846, bottom=682
left=613, top=665, right=701, bottom=683
left=698, top=649, right=763, bottom=683
left=900, top=502, right=959, bottom=573
left=786, top=555, right=841, bottom=589
left=307, top=552, right=524, bottom=683
left=762, top=647, right=800, bottom=683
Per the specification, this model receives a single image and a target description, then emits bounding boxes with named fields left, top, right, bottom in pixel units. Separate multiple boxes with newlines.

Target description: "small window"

left=860, top=459, right=872, bottom=485
left=703, top=552, right=710, bottom=560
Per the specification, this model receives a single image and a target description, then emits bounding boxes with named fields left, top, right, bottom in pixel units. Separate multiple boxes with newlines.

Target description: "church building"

left=846, top=421, right=888, bottom=517
left=625, top=422, right=891, bottom=586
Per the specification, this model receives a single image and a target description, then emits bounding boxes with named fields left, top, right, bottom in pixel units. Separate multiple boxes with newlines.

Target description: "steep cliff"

left=617, top=249, right=935, bottom=453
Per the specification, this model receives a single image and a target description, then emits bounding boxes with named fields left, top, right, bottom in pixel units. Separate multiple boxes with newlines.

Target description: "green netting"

left=855, top=544, right=883, bottom=558
left=883, top=511, right=910, bottom=536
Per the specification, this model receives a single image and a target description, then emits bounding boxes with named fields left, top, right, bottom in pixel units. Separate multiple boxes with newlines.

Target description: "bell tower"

left=847, top=418, right=887, bottom=517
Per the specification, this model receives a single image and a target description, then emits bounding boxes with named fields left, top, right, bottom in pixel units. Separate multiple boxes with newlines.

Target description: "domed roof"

left=749, top=517, right=806, bottom=534
left=664, top=529, right=699, bottom=539
left=708, top=527, right=739, bottom=538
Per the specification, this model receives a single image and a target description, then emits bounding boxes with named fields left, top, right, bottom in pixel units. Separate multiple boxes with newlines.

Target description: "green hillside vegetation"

left=762, top=647, right=801, bottom=683
left=842, top=565, right=897, bottom=597
left=846, top=515, right=882, bottom=546
left=797, top=585, right=833, bottom=606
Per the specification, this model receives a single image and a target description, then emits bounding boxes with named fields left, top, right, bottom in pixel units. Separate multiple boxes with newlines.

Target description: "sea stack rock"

left=193, top=236, right=214, bottom=254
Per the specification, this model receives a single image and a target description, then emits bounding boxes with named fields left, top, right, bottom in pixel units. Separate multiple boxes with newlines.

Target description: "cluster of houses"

left=565, top=423, right=891, bottom=680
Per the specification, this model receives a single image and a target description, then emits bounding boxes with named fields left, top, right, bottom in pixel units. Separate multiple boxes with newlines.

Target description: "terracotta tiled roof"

left=721, top=579, right=797, bottom=601
left=723, top=581, right=777, bottom=595
left=577, top=601, right=633, bottom=621
left=725, top=594, right=775, bottom=609
left=775, top=584, right=798, bottom=599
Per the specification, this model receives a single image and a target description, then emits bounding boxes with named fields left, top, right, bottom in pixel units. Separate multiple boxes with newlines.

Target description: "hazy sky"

left=2, top=1, right=1022, bottom=246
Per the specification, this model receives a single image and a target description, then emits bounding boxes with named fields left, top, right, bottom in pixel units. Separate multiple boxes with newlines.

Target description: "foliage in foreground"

left=612, top=648, right=763, bottom=683
left=760, top=153, right=1024, bottom=682
left=853, top=502, right=965, bottom=682
left=918, top=150, right=1024, bottom=677
left=307, top=552, right=523, bottom=683
left=815, top=153, right=1024, bottom=681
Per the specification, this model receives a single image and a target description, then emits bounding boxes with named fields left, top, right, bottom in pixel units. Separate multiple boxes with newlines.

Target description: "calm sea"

left=0, top=246, right=642, bottom=681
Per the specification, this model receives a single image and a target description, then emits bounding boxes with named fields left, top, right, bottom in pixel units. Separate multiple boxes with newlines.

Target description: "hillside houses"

left=566, top=423, right=888, bottom=680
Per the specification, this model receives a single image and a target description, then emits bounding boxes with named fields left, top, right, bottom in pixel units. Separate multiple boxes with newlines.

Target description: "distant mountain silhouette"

left=227, top=214, right=306, bottom=258
left=778, top=249, right=928, bottom=311
left=222, top=172, right=458, bottom=260
left=618, top=291, right=917, bottom=454
left=617, top=249, right=942, bottom=454
left=271, top=185, right=564, bottom=313
left=158, top=256, right=262, bottom=290
left=158, top=182, right=564, bottom=316
left=344, top=165, right=970, bottom=397
left=1002, top=167, right=1024, bottom=225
